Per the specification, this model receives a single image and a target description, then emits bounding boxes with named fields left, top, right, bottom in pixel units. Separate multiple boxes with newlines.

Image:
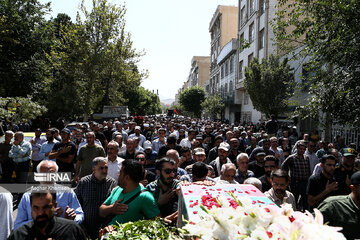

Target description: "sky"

left=41, top=0, right=238, bottom=100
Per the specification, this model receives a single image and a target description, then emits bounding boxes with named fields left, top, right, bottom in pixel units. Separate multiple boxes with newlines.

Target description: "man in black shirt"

left=248, top=151, right=266, bottom=178
left=259, top=156, right=279, bottom=192
left=49, top=128, right=76, bottom=173
left=307, top=154, right=339, bottom=210
left=9, top=190, right=86, bottom=240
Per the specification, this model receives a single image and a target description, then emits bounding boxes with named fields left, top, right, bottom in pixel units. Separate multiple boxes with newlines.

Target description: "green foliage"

left=125, top=87, right=161, bottom=116
left=274, top=0, right=360, bottom=125
left=108, top=218, right=186, bottom=240
left=179, top=86, right=206, bottom=118
left=244, top=55, right=294, bottom=118
left=201, top=94, right=225, bottom=120
left=0, top=97, right=47, bottom=123
left=0, top=0, right=52, bottom=98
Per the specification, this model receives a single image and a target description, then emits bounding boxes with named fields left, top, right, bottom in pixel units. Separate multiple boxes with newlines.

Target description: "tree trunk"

left=324, top=113, right=332, bottom=143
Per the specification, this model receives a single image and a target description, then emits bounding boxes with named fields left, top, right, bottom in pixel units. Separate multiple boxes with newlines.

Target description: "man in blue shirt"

left=8, top=131, right=32, bottom=183
left=39, top=128, right=58, bottom=161
left=14, top=160, right=84, bottom=230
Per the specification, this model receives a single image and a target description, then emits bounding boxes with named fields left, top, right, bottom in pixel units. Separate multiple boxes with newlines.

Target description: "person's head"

left=303, top=133, right=310, bottom=141
left=188, top=129, right=196, bottom=140
left=262, top=139, right=271, bottom=151
left=264, top=155, right=279, bottom=177
left=35, top=128, right=42, bottom=138
left=155, top=158, right=177, bottom=186
left=37, top=160, right=58, bottom=175
left=255, top=151, right=266, bottom=165
left=134, top=126, right=141, bottom=134
left=320, top=155, right=336, bottom=177
left=126, top=138, right=136, bottom=152
left=244, top=177, right=262, bottom=191
left=60, top=128, right=71, bottom=142
left=181, top=147, right=192, bottom=161
left=30, top=190, right=57, bottom=229
left=4, top=130, right=14, bottom=143
left=250, top=136, right=257, bottom=146
left=307, top=141, right=316, bottom=153
left=225, top=131, right=234, bottom=141
left=341, top=148, right=357, bottom=171
left=350, top=171, right=360, bottom=205
left=115, top=121, right=123, bottom=131
left=92, top=157, right=108, bottom=181
left=193, top=147, right=206, bottom=162
left=218, top=142, right=230, bottom=162
left=107, top=141, right=119, bottom=159
left=236, top=153, right=249, bottom=173
left=270, top=137, right=278, bottom=148
left=143, top=140, right=152, bottom=153
left=282, top=130, right=289, bottom=138
left=220, top=163, right=237, bottom=183
left=45, top=128, right=55, bottom=142
left=167, top=135, right=177, bottom=145
left=191, top=139, right=201, bottom=149
left=214, top=135, right=223, bottom=147
left=205, top=125, right=212, bottom=134
left=135, top=151, right=146, bottom=166
left=85, top=131, right=95, bottom=146
left=14, top=131, right=24, bottom=143
left=158, top=128, right=166, bottom=138
left=192, top=162, right=208, bottom=182
left=229, top=138, right=239, bottom=149
left=118, top=159, right=144, bottom=187
left=282, top=138, right=289, bottom=147
left=296, top=140, right=307, bottom=156
left=166, top=149, right=180, bottom=164
left=114, top=134, right=123, bottom=146
left=271, top=169, right=290, bottom=198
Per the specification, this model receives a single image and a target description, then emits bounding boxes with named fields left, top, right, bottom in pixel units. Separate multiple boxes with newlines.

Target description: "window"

left=225, top=60, right=229, bottom=76
left=249, top=0, right=255, bottom=14
left=244, top=93, right=249, bottom=105
left=225, top=83, right=228, bottom=93
left=239, top=60, right=243, bottom=79
left=229, top=81, right=233, bottom=92
left=259, top=29, right=265, bottom=49
left=230, top=56, right=234, bottom=73
left=221, top=65, right=224, bottom=79
left=260, top=0, right=266, bottom=15
left=240, top=7, right=246, bottom=25
left=249, top=22, right=254, bottom=43
left=248, top=53, right=253, bottom=64
left=239, top=33, right=245, bottom=52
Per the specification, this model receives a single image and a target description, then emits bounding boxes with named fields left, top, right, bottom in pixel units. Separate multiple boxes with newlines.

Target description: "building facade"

left=235, top=0, right=278, bottom=123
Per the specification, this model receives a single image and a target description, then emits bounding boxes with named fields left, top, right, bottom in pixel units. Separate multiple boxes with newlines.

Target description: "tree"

left=244, top=55, right=294, bottom=118
left=0, top=0, right=52, bottom=98
left=47, top=0, right=145, bottom=120
left=124, top=87, right=161, bottom=116
left=201, top=94, right=225, bottom=120
left=179, top=86, right=206, bottom=118
left=274, top=0, right=360, bottom=126
left=0, top=96, right=47, bottom=123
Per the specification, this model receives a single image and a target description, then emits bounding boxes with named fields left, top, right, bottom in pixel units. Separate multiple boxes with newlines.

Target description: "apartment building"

left=187, top=56, right=211, bottom=88
left=235, top=0, right=278, bottom=123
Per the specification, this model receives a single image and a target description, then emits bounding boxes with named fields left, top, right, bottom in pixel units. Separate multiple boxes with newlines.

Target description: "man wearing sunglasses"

left=146, top=158, right=180, bottom=217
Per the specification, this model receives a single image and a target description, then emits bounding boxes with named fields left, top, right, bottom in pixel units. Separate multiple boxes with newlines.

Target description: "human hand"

left=157, top=189, right=176, bottom=206
left=325, top=180, right=338, bottom=193
left=99, top=225, right=115, bottom=238
left=64, top=206, right=76, bottom=220
left=55, top=206, right=64, bottom=217
left=111, top=199, right=128, bottom=215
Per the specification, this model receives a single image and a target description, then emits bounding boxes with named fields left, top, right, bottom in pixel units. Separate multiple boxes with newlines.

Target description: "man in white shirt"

left=106, top=141, right=124, bottom=180
left=180, top=129, right=196, bottom=149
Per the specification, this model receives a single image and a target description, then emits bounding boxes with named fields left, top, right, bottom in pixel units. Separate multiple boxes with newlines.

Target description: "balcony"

left=235, top=79, right=245, bottom=90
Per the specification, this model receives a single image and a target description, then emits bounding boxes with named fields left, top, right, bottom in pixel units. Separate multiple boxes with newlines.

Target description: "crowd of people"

left=0, top=116, right=360, bottom=239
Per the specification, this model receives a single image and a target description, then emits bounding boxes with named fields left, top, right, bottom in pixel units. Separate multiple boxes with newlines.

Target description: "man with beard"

left=146, top=158, right=180, bottom=217
left=265, top=169, right=296, bottom=210
left=14, top=160, right=84, bottom=230
left=248, top=151, right=266, bottom=178
left=76, top=157, right=117, bottom=239
left=99, top=159, right=159, bottom=224
left=9, top=190, right=86, bottom=239
left=318, top=171, right=360, bottom=240
left=307, top=155, right=339, bottom=211
left=39, top=128, right=58, bottom=161
left=49, top=128, right=77, bottom=173
left=209, top=142, right=232, bottom=177
left=118, top=138, right=137, bottom=160
left=258, top=156, right=279, bottom=192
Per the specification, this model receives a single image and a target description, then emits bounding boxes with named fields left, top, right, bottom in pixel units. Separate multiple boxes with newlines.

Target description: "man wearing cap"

left=128, top=126, right=146, bottom=148
left=143, top=140, right=158, bottom=171
left=185, top=148, right=214, bottom=177
left=333, top=147, right=358, bottom=195
left=318, top=171, right=360, bottom=240
left=281, top=140, right=311, bottom=211
left=30, top=128, right=46, bottom=171
left=209, top=142, right=232, bottom=177
left=248, top=150, right=266, bottom=178
left=228, top=138, right=242, bottom=164
left=49, top=128, right=77, bottom=173
left=111, top=121, right=128, bottom=143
